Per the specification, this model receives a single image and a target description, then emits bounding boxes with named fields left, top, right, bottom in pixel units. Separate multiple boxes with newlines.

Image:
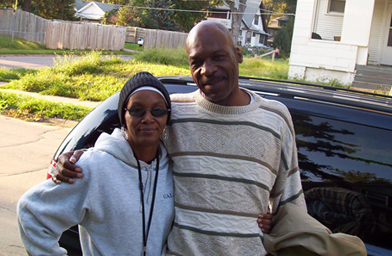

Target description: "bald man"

left=56, top=21, right=305, bottom=255
left=163, top=21, right=305, bottom=255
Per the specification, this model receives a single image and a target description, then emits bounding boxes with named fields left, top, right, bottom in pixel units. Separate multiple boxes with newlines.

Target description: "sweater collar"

left=193, top=88, right=262, bottom=115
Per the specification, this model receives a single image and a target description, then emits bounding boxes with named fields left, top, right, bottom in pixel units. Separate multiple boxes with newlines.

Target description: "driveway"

left=0, top=115, right=74, bottom=255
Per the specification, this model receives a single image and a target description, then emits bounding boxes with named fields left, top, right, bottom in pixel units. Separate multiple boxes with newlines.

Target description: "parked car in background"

left=48, top=76, right=392, bottom=256
left=137, top=37, right=143, bottom=46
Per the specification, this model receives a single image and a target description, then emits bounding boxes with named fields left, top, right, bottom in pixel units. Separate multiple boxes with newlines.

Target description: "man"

left=56, top=21, right=305, bottom=255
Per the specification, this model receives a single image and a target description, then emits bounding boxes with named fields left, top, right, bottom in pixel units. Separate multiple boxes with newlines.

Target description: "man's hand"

left=257, top=212, right=273, bottom=234
left=53, top=150, right=84, bottom=184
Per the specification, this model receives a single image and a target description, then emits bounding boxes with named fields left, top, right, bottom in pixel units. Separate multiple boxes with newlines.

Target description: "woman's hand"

left=257, top=212, right=273, bottom=234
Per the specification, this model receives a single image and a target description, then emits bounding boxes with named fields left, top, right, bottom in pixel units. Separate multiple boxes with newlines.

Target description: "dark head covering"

left=118, top=72, right=171, bottom=126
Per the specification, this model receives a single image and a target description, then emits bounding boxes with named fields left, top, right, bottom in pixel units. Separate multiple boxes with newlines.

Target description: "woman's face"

left=124, top=90, right=168, bottom=149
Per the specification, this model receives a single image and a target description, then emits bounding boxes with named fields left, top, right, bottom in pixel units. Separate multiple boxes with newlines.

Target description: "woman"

left=17, top=72, right=174, bottom=256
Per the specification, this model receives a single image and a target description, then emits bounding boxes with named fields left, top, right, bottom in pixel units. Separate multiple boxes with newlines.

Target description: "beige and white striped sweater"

left=164, top=89, right=306, bottom=256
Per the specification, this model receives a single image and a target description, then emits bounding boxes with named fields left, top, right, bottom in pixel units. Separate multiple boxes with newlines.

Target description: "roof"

left=269, top=15, right=290, bottom=29
left=94, top=1, right=121, bottom=12
left=277, top=15, right=290, bottom=21
left=77, top=1, right=120, bottom=15
left=241, top=0, right=262, bottom=29
left=74, top=0, right=89, bottom=11
left=76, top=1, right=121, bottom=20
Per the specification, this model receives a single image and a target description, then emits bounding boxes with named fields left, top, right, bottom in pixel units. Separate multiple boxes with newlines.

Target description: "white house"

left=75, top=1, right=120, bottom=22
left=289, top=0, right=392, bottom=86
left=207, top=1, right=270, bottom=48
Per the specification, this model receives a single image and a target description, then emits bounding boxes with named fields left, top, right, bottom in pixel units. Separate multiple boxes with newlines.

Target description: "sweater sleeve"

left=270, top=108, right=307, bottom=214
left=17, top=171, right=90, bottom=255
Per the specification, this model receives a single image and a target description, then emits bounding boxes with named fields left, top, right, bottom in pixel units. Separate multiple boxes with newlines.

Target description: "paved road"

left=0, top=115, right=74, bottom=255
left=0, top=55, right=56, bottom=69
left=0, top=55, right=133, bottom=69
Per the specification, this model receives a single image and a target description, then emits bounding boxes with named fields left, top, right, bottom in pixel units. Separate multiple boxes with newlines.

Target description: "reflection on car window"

left=293, top=113, right=392, bottom=250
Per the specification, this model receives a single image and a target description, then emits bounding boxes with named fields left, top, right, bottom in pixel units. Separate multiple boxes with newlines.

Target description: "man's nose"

left=200, top=59, right=217, bottom=76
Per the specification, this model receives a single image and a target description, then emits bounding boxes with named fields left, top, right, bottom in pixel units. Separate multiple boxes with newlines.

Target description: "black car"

left=48, top=76, right=392, bottom=256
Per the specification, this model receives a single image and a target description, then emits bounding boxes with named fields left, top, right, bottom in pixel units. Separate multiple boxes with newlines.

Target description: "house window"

left=253, top=32, right=256, bottom=37
left=259, top=35, right=265, bottom=44
left=329, top=0, right=345, bottom=13
left=246, top=32, right=251, bottom=43
left=254, top=15, right=259, bottom=25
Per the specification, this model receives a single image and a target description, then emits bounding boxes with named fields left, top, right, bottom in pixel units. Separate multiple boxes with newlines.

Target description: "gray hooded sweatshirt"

left=17, top=128, right=174, bottom=256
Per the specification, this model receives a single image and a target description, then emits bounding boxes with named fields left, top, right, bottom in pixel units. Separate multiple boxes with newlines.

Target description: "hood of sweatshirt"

left=92, top=128, right=169, bottom=169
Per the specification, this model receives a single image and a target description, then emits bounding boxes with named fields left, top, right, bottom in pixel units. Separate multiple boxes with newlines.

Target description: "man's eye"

left=191, top=62, right=200, bottom=68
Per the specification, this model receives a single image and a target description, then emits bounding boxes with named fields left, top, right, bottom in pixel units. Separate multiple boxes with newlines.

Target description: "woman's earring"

left=162, top=128, right=168, bottom=141
left=121, top=126, right=128, bottom=140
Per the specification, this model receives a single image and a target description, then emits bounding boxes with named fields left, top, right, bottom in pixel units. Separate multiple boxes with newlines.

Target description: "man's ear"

left=235, top=47, right=243, bottom=64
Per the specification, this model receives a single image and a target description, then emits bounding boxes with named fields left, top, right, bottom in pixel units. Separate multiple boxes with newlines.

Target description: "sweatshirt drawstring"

left=145, top=161, right=154, bottom=204
left=133, top=150, right=160, bottom=256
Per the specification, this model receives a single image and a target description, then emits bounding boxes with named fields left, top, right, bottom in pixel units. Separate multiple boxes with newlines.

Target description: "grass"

left=2, top=51, right=191, bottom=101
left=124, top=43, right=143, bottom=51
left=0, top=68, right=37, bottom=82
left=0, top=35, right=133, bottom=55
left=1, top=46, right=355, bottom=121
left=133, top=48, right=189, bottom=68
left=240, top=58, right=289, bottom=80
left=0, top=91, right=92, bottom=121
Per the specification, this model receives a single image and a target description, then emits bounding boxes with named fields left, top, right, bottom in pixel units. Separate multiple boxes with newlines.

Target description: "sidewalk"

left=0, top=88, right=101, bottom=109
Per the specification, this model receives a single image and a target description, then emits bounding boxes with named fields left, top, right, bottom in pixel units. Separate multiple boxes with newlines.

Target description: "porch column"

left=341, top=0, right=376, bottom=64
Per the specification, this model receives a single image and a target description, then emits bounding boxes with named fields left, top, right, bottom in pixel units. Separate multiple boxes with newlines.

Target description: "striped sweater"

left=164, top=89, right=306, bottom=256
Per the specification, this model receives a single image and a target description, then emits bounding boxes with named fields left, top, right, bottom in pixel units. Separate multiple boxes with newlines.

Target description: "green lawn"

left=0, top=35, right=133, bottom=55
left=0, top=40, right=293, bottom=121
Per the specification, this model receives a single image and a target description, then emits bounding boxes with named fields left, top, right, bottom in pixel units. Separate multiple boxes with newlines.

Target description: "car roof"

left=158, top=76, right=392, bottom=115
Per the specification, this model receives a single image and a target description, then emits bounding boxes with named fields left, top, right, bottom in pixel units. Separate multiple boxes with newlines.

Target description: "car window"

left=294, top=112, right=392, bottom=250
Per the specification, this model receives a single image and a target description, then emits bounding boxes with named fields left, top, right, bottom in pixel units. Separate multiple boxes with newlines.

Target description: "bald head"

left=186, top=21, right=235, bottom=53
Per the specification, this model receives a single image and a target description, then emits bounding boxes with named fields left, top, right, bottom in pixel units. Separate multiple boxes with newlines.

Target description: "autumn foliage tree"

left=1, top=0, right=76, bottom=20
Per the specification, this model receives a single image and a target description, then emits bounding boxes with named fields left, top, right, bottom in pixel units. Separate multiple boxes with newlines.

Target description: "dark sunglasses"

left=125, top=107, right=170, bottom=118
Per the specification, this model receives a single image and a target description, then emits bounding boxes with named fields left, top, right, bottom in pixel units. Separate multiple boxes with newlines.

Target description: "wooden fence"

left=0, top=9, right=126, bottom=51
left=143, top=29, right=187, bottom=49
left=0, top=8, right=187, bottom=50
left=46, top=22, right=126, bottom=51
left=0, top=9, right=47, bottom=44
left=125, top=27, right=145, bottom=44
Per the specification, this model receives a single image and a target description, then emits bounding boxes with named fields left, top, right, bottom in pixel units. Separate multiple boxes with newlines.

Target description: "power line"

left=77, top=5, right=294, bottom=16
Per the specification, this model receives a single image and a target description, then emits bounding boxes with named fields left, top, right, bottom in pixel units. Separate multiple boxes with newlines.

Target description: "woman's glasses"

left=125, top=107, right=170, bottom=118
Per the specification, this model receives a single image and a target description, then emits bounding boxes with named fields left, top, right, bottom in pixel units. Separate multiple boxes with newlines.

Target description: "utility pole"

left=12, top=0, right=18, bottom=44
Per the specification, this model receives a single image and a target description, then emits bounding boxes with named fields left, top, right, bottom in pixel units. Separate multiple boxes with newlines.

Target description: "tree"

left=21, top=0, right=32, bottom=12
left=105, top=0, right=129, bottom=4
left=102, top=8, right=119, bottom=25
left=146, top=0, right=178, bottom=31
left=115, top=5, right=158, bottom=28
left=0, top=0, right=18, bottom=9
left=1, top=0, right=77, bottom=20
left=273, top=28, right=289, bottom=56
left=263, top=0, right=287, bottom=25
left=273, top=16, right=294, bottom=57
left=226, top=0, right=246, bottom=46
left=172, top=0, right=220, bottom=32
left=30, top=0, right=76, bottom=20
